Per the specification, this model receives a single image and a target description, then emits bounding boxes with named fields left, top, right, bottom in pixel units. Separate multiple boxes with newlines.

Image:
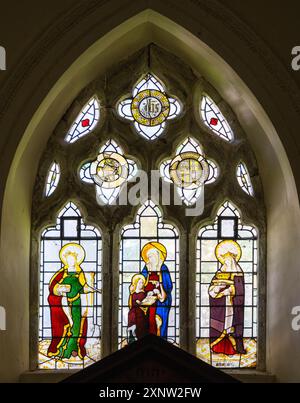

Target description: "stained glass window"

left=45, top=162, right=60, bottom=197
left=236, top=162, right=254, bottom=196
left=39, top=202, right=102, bottom=369
left=201, top=94, right=233, bottom=142
left=119, top=200, right=179, bottom=348
left=80, top=139, right=138, bottom=205
left=65, top=96, right=100, bottom=143
left=117, top=73, right=181, bottom=140
left=34, top=45, right=265, bottom=372
left=160, top=137, right=218, bottom=205
left=196, top=201, right=258, bottom=368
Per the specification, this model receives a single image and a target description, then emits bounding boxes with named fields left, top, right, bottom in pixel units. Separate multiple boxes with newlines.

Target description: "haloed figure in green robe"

left=47, top=243, right=101, bottom=360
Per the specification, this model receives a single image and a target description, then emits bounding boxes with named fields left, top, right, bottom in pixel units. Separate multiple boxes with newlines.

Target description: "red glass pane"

left=81, top=118, right=90, bottom=127
left=210, top=117, right=218, bottom=126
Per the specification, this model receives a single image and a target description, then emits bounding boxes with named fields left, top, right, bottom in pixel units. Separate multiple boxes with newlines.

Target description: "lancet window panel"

left=196, top=201, right=258, bottom=369
left=39, top=202, right=102, bottom=370
left=118, top=201, right=180, bottom=349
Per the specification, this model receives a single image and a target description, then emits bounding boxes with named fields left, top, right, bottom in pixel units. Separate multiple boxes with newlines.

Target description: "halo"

left=59, top=243, right=85, bottom=265
left=141, top=241, right=167, bottom=263
left=215, top=240, right=242, bottom=264
left=130, top=274, right=146, bottom=285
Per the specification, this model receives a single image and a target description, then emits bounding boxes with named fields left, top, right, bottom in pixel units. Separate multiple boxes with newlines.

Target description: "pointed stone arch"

left=0, top=4, right=299, bottom=382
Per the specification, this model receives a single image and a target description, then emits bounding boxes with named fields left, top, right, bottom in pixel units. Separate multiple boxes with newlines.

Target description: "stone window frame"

left=30, top=45, right=266, bottom=372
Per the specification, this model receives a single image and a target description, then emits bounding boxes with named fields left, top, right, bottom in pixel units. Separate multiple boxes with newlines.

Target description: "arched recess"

left=0, top=6, right=300, bottom=382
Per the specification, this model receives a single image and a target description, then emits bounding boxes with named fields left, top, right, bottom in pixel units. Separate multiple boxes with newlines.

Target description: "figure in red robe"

left=47, top=243, right=99, bottom=360
left=128, top=274, right=149, bottom=340
left=127, top=271, right=166, bottom=342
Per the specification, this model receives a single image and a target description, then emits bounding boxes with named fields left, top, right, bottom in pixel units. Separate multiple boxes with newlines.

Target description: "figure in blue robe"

left=141, top=263, right=173, bottom=339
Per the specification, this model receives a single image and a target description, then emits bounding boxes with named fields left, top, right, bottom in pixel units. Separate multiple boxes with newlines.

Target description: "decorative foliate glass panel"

left=119, top=200, right=179, bottom=348
left=201, top=94, right=233, bottom=142
left=160, top=137, right=218, bottom=205
left=80, top=139, right=138, bottom=205
left=39, top=202, right=102, bottom=369
left=117, top=73, right=181, bottom=140
left=45, top=162, right=60, bottom=197
left=65, top=96, right=100, bottom=143
left=196, top=201, right=258, bottom=368
left=236, top=162, right=254, bottom=196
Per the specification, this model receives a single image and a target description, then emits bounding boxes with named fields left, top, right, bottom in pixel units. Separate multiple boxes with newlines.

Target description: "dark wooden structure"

left=63, top=335, right=240, bottom=383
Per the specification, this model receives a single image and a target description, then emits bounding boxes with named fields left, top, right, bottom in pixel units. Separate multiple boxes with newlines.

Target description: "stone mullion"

left=111, top=225, right=121, bottom=354
left=179, top=228, right=189, bottom=352
left=187, top=226, right=197, bottom=356
left=100, top=230, right=112, bottom=358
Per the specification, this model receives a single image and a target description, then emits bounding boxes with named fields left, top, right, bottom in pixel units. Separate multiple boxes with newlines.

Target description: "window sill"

left=224, top=370, right=276, bottom=383
left=20, top=370, right=78, bottom=383
left=20, top=369, right=276, bottom=383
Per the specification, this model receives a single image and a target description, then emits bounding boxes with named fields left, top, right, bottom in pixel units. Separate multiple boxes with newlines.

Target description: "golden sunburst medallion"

left=131, top=89, right=170, bottom=126
left=90, top=152, right=129, bottom=189
left=169, top=152, right=209, bottom=188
